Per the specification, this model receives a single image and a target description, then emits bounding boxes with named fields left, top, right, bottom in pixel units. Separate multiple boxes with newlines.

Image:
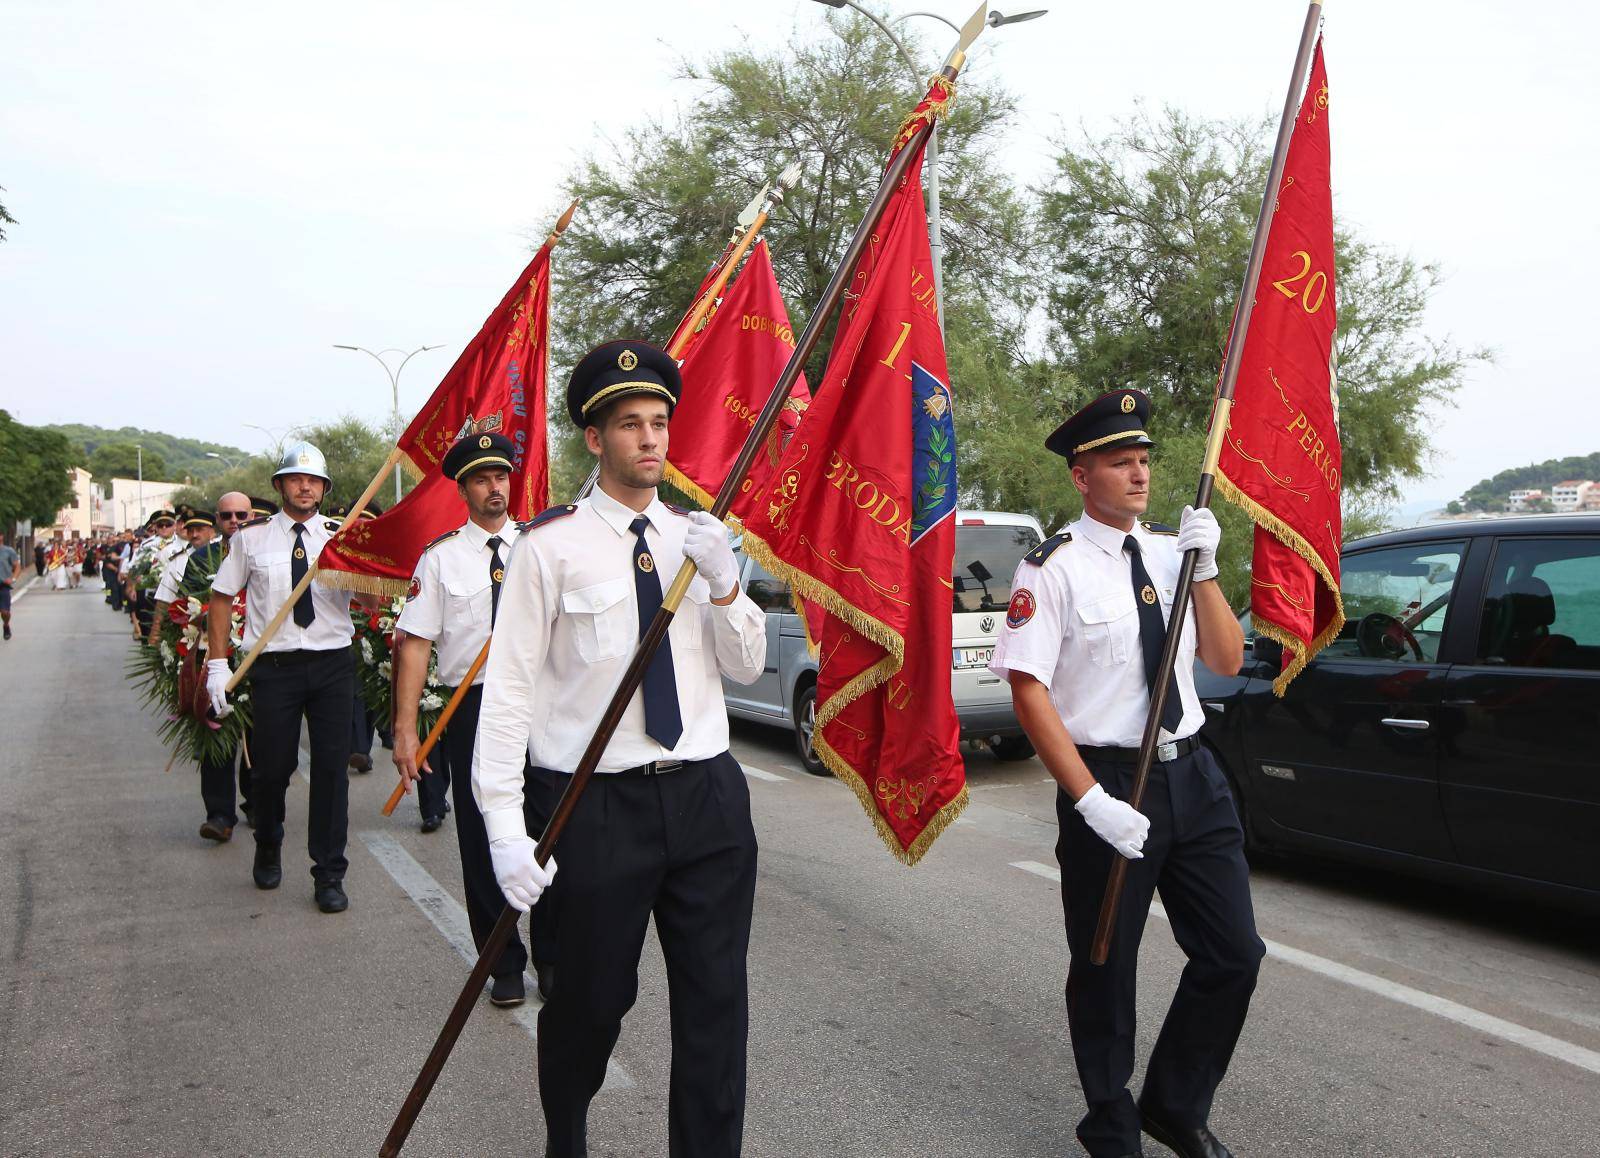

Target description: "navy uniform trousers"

left=1056, top=745, right=1265, bottom=1157
left=528, top=753, right=757, bottom=1158
left=436, top=683, right=547, bottom=981
left=247, top=648, right=354, bottom=884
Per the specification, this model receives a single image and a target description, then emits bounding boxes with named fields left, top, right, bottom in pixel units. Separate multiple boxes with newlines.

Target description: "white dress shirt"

left=395, top=516, right=507, bottom=686
left=153, top=546, right=193, bottom=604
left=473, top=486, right=766, bottom=843
left=210, top=510, right=355, bottom=652
left=988, top=512, right=1203, bottom=747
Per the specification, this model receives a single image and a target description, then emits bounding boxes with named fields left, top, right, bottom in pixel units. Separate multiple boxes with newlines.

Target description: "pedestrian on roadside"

left=206, top=444, right=363, bottom=914
left=473, top=340, right=767, bottom=1158
left=990, top=389, right=1261, bottom=1158
left=0, top=539, right=21, bottom=640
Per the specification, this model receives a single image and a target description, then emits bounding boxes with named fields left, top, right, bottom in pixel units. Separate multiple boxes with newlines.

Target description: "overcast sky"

left=3, top=0, right=1596, bottom=507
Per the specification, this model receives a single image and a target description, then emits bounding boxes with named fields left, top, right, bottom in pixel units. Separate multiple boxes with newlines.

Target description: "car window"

left=1320, top=541, right=1465, bottom=663
left=1478, top=537, right=1600, bottom=670
left=953, top=524, right=1042, bottom=613
left=744, top=555, right=792, bottom=614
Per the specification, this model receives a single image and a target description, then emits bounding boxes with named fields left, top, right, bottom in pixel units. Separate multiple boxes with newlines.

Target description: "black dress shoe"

left=252, top=844, right=282, bottom=890
left=420, top=814, right=443, bottom=834
left=489, top=973, right=525, bottom=1007
left=535, top=962, right=556, bottom=1003
left=315, top=882, right=349, bottom=913
left=199, top=817, right=234, bottom=842
left=1138, top=1104, right=1233, bottom=1158
left=349, top=753, right=372, bottom=773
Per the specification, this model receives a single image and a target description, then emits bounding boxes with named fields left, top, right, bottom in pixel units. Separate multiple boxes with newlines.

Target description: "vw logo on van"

left=980, top=615, right=995, bottom=634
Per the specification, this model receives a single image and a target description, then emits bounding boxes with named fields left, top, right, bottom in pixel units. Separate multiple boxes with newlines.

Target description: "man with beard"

left=206, top=445, right=360, bottom=913
left=392, top=431, right=539, bottom=1005
left=474, top=340, right=766, bottom=1157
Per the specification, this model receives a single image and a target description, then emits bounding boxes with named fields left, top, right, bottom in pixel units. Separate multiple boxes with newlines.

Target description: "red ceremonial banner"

left=740, top=78, right=966, bottom=864
left=1216, top=39, right=1344, bottom=693
left=317, top=242, right=554, bottom=594
left=665, top=238, right=737, bottom=359
left=667, top=240, right=812, bottom=523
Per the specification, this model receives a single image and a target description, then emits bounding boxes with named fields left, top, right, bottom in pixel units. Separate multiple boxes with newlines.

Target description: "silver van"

left=724, top=509, right=1045, bottom=774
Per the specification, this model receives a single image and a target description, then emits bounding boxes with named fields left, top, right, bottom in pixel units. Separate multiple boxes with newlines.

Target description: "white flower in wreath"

left=378, top=659, right=392, bottom=679
left=184, top=597, right=204, bottom=619
left=359, top=637, right=375, bottom=665
left=420, top=692, right=444, bottom=711
left=159, top=641, right=176, bottom=670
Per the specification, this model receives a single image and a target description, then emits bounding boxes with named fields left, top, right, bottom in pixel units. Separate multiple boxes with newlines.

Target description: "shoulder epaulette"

left=323, top=519, right=342, bottom=533
left=421, top=527, right=461, bottom=553
left=1024, top=532, right=1072, bottom=565
left=518, top=503, right=580, bottom=533
left=663, top=502, right=691, bottom=516
left=1140, top=521, right=1178, bottom=536
left=241, top=514, right=272, bottom=529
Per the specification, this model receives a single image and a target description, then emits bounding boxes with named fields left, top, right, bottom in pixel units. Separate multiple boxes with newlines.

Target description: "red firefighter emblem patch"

left=406, top=577, right=422, bottom=601
left=1006, top=587, right=1036, bottom=629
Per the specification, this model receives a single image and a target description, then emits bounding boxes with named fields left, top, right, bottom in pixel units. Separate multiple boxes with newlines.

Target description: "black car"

left=1197, top=514, right=1600, bottom=910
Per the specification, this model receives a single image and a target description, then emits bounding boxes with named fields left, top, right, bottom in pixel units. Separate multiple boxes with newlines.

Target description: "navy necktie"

left=1124, top=535, right=1183, bottom=734
left=290, top=523, right=315, bottom=628
left=630, top=515, right=683, bottom=749
left=487, top=535, right=504, bottom=624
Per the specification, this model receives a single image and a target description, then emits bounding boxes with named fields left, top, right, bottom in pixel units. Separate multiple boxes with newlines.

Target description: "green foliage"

left=0, top=410, right=77, bottom=528
left=40, top=423, right=248, bottom=483
left=87, top=441, right=168, bottom=485
left=0, top=185, right=15, bottom=242
left=1458, top=452, right=1600, bottom=510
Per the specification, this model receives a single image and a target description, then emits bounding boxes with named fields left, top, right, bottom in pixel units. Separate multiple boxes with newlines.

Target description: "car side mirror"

left=1251, top=634, right=1283, bottom=669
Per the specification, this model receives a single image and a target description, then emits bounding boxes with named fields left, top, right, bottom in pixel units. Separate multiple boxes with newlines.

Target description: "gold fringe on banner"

left=740, top=528, right=967, bottom=865
left=314, top=567, right=411, bottom=600
left=892, top=75, right=955, bottom=155
left=1215, top=468, right=1346, bottom=695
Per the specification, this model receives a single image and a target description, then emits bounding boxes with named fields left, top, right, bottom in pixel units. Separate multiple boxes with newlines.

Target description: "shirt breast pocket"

left=443, top=577, right=489, bottom=626
left=256, top=551, right=292, bottom=599
left=561, top=578, right=633, bottom=662
left=1076, top=593, right=1136, bottom=668
left=669, top=578, right=710, bottom=652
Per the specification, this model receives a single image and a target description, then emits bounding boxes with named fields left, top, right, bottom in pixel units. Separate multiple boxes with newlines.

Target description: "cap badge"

left=1120, top=394, right=1136, bottom=414
left=617, top=348, right=638, bottom=372
left=1140, top=584, right=1157, bottom=605
left=478, top=434, right=492, bottom=449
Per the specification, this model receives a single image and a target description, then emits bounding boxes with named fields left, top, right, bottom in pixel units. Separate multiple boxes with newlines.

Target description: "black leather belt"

left=617, top=758, right=687, bottom=777
left=257, top=648, right=347, bottom=666
left=1078, top=735, right=1200, bottom=764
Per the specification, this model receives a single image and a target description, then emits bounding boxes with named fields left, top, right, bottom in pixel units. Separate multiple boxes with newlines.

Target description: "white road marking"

left=740, top=763, right=788, bottom=782
left=1008, top=860, right=1600, bottom=1078
left=11, top=575, right=41, bottom=603
left=359, top=829, right=634, bottom=1091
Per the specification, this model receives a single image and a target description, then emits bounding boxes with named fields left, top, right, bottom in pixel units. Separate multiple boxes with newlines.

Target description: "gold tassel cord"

left=1215, top=468, right=1346, bottom=696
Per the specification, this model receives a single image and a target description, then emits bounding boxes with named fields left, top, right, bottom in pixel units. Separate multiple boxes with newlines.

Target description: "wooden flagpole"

left=1088, top=0, right=1324, bottom=966
left=376, top=36, right=977, bottom=1155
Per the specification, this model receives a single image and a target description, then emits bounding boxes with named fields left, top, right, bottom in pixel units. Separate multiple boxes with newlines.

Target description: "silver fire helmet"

left=271, top=441, right=332, bottom=484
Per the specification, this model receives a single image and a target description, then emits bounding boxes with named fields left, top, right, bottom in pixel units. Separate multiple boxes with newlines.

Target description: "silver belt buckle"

left=647, top=759, right=683, bottom=776
left=1156, top=741, right=1178, bottom=763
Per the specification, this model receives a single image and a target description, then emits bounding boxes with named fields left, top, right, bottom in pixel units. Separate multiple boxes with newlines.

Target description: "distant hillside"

left=40, top=424, right=250, bottom=482
left=1460, top=452, right=1600, bottom=510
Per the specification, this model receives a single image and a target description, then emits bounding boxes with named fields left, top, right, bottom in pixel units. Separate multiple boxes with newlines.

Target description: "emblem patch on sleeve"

left=1006, top=587, right=1036, bottom=629
left=406, top=577, right=421, bottom=601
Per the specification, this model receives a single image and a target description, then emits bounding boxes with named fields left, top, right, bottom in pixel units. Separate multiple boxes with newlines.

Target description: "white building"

left=105, top=476, right=186, bottom=532
left=1507, top=488, right=1545, bottom=512
left=46, top=467, right=106, bottom=539
left=1551, top=480, right=1593, bottom=512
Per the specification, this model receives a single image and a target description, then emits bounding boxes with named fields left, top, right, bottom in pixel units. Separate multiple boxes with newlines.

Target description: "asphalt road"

left=3, top=577, right=1597, bottom=1157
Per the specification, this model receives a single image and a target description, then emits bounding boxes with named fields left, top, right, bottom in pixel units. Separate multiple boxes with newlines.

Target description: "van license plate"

left=955, top=646, right=994, bottom=669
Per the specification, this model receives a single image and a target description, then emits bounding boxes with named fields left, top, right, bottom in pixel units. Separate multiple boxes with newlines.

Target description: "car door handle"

left=1380, top=718, right=1431, bottom=731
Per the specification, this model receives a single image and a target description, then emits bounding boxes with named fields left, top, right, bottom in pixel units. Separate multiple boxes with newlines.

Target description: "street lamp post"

left=810, top=2, right=1047, bottom=331
left=333, top=344, right=442, bottom=505
left=205, top=451, right=240, bottom=471
left=135, top=443, right=143, bottom=527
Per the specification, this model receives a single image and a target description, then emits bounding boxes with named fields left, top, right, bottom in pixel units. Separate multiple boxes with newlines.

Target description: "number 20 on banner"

left=1271, top=251, right=1328, bottom=314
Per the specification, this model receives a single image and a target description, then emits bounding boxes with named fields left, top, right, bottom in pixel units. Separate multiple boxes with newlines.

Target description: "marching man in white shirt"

left=473, top=340, right=766, bottom=1158
left=205, top=443, right=361, bottom=914
left=990, top=390, right=1260, bottom=1158
left=392, top=430, right=546, bottom=1008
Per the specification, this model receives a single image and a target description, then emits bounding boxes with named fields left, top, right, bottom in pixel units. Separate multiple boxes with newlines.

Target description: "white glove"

left=205, top=658, right=233, bottom=718
left=1074, top=782, right=1150, bottom=859
left=682, top=510, right=740, bottom=599
left=1177, top=505, right=1221, bottom=582
left=489, top=835, right=557, bottom=912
